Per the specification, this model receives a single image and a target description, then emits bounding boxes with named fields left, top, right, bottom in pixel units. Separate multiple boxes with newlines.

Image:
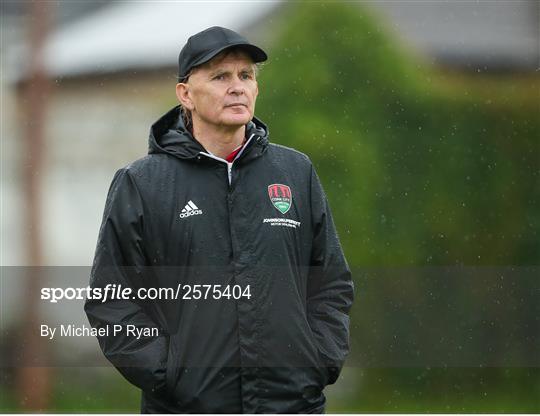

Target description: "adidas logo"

left=179, top=200, right=203, bottom=219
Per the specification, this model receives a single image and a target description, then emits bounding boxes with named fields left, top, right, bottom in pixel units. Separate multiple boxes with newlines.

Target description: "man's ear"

left=176, top=83, right=194, bottom=111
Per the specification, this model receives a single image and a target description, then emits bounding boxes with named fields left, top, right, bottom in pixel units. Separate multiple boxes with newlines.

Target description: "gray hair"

left=179, top=68, right=195, bottom=130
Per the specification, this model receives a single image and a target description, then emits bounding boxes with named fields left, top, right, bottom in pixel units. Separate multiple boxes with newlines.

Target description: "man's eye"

left=213, top=74, right=225, bottom=80
left=241, top=73, right=253, bottom=80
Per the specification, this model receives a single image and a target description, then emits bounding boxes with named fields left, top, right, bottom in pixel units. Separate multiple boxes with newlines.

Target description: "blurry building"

left=371, top=0, right=539, bottom=72
left=3, top=0, right=538, bottom=266
left=3, top=2, right=280, bottom=267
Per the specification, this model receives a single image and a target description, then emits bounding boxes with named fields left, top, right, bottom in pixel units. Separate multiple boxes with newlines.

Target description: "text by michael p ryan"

left=40, top=324, right=159, bottom=340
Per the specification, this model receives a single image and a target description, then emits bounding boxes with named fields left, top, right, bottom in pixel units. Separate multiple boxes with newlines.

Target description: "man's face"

left=177, top=50, right=259, bottom=131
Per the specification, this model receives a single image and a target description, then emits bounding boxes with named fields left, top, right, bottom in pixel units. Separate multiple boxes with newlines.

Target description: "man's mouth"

left=225, top=103, right=247, bottom=108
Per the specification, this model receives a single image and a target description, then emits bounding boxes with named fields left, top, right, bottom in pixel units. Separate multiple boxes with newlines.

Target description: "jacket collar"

left=148, top=105, right=269, bottom=164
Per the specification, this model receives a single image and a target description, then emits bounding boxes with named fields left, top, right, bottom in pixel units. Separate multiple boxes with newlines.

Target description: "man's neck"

left=192, top=122, right=246, bottom=160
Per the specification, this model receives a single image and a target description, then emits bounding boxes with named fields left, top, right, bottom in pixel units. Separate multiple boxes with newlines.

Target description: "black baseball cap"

left=178, top=26, right=267, bottom=81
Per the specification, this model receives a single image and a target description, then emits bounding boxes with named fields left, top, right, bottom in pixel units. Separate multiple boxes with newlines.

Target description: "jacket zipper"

left=197, top=134, right=256, bottom=269
left=198, top=134, right=255, bottom=186
left=196, top=133, right=258, bottom=407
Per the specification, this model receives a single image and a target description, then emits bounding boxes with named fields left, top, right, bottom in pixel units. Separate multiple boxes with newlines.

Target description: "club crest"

left=268, top=184, right=292, bottom=214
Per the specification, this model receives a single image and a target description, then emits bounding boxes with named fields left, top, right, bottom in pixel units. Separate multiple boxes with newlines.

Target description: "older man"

left=85, top=26, right=354, bottom=413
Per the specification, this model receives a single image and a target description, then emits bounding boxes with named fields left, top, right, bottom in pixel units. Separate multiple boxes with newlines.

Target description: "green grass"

left=2, top=367, right=538, bottom=412
left=326, top=368, right=540, bottom=413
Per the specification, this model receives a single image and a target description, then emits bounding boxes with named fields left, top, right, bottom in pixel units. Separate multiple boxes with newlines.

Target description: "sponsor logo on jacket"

left=262, top=218, right=301, bottom=229
left=268, top=184, right=292, bottom=214
left=179, top=200, right=203, bottom=219
left=264, top=184, right=300, bottom=229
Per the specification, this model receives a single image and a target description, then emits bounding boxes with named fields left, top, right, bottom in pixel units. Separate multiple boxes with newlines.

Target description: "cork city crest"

left=268, top=184, right=292, bottom=214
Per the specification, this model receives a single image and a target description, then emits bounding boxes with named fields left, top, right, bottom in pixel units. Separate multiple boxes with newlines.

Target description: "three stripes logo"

left=179, top=200, right=203, bottom=219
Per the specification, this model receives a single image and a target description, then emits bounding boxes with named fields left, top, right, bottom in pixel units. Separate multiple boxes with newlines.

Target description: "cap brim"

left=191, top=42, right=268, bottom=70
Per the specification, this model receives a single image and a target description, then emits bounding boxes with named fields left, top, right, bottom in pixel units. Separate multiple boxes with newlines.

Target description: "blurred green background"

left=1, top=1, right=538, bottom=413
left=256, top=3, right=539, bottom=412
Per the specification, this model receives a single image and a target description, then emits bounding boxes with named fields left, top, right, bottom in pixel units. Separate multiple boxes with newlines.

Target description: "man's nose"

left=227, top=78, right=245, bottom=95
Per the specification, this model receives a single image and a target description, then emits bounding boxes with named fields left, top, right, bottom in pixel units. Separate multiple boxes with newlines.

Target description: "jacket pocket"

left=305, top=323, right=330, bottom=387
left=301, top=366, right=327, bottom=412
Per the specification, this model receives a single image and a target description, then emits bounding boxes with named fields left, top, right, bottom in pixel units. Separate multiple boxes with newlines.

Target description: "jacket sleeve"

left=84, top=168, right=168, bottom=394
left=307, top=164, right=355, bottom=385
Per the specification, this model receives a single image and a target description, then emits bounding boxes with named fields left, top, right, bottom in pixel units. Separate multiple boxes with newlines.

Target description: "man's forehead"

left=202, top=50, right=255, bottom=71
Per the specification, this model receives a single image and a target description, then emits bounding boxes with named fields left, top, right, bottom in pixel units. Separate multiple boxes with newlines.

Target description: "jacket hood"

left=148, top=105, right=269, bottom=162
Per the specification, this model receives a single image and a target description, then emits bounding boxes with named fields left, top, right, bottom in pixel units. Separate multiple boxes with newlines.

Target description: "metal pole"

left=17, top=0, right=54, bottom=410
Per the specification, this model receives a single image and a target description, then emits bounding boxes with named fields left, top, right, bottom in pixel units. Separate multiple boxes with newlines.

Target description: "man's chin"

left=222, top=115, right=252, bottom=127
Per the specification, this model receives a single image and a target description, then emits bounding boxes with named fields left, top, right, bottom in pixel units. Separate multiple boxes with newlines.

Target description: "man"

left=85, top=26, right=354, bottom=413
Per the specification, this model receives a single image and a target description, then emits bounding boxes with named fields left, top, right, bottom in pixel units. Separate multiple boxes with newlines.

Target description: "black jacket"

left=85, top=106, right=354, bottom=413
